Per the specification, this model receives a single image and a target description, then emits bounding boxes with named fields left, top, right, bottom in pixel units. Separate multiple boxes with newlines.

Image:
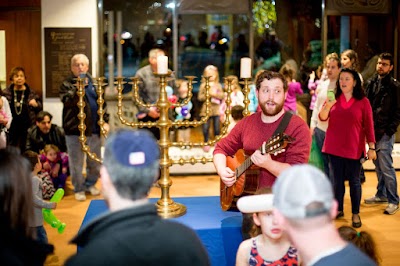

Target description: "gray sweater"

left=30, top=175, right=54, bottom=227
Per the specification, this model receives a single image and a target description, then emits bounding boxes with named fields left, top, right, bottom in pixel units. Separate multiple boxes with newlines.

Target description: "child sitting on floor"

left=40, top=144, right=69, bottom=189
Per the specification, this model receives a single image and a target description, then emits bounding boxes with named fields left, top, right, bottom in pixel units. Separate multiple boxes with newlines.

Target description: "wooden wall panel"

left=0, top=0, right=40, bottom=9
left=0, top=10, right=42, bottom=96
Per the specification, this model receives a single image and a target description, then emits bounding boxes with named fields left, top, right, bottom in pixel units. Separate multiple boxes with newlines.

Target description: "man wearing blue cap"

left=65, top=129, right=210, bottom=265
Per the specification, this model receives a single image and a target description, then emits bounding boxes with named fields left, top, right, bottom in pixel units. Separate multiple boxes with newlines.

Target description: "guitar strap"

left=273, top=111, right=293, bottom=136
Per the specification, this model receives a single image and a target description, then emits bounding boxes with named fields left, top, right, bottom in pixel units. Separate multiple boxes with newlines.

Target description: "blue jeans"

left=329, top=154, right=362, bottom=214
left=202, top=115, right=220, bottom=142
left=65, top=135, right=101, bottom=193
left=373, top=134, right=399, bottom=205
left=313, top=127, right=330, bottom=179
left=35, top=226, right=48, bottom=244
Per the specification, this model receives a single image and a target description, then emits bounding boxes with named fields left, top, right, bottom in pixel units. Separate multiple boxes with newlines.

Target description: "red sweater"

left=214, top=112, right=311, bottom=187
left=323, top=94, right=375, bottom=159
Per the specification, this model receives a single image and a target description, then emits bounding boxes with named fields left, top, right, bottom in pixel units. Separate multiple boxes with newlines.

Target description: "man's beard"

left=377, top=68, right=390, bottom=77
left=259, top=100, right=284, bottom=116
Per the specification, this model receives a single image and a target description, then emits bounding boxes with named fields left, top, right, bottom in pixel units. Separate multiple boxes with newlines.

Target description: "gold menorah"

left=76, top=73, right=253, bottom=218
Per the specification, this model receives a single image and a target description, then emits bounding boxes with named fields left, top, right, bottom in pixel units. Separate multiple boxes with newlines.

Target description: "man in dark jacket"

left=25, top=111, right=66, bottom=153
left=59, top=54, right=109, bottom=202
left=65, top=129, right=210, bottom=266
left=364, top=52, right=400, bottom=215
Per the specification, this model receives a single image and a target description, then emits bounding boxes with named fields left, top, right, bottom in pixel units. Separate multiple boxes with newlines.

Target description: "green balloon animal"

left=43, top=188, right=66, bottom=234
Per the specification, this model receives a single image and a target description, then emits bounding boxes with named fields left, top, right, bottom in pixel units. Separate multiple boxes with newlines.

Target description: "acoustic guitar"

left=220, top=133, right=294, bottom=211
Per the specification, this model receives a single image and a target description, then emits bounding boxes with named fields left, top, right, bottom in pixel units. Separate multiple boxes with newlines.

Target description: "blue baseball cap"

left=109, top=129, right=160, bottom=168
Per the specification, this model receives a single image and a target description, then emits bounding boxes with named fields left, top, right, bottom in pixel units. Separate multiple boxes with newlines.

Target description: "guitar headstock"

left=261, top=133, right=295, bottom=155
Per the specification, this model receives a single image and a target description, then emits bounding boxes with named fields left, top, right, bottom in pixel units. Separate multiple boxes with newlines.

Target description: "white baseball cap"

left=273, top=164, right=334, bottom=219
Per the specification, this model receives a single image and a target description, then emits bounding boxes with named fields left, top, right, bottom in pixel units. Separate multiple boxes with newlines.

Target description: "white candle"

left=157, top=55, right=168, bottom=74
left=240, top=57, right=252, bottom=78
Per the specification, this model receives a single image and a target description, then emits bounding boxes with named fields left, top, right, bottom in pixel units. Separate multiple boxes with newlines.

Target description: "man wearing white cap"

left=272, top=164, right=376, bottom=266
left=65, top=129, right=209, bottom=265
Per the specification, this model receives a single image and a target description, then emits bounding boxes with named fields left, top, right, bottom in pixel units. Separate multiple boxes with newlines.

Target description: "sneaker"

left=87, top=186, right=100, bottom=196
left=364, top=196, right=388, bottom=204
left=384, top=203, right=399, bottom=215
left=75, top=192, right=86, bottom=201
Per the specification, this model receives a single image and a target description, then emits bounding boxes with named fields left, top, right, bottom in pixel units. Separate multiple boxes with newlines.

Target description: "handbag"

left=309, top=135, right=324, bottom=171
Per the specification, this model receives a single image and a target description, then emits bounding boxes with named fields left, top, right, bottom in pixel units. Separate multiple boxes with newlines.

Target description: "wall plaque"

left=44, top=28, right=91, bottom=98
left=326, top=0, right=391, bottom=15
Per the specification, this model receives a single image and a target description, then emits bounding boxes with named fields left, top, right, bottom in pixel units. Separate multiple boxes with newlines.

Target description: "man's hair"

left=102, top=133, right=159, bottom=200
left=379, top=52, right=393, bottom=65
left=0, top=148, right=35, bottom=238
left=9, top=66, right=26, bottom=81
left=22, top=150, right=39, bottom=171
left=71, top=54, right=89, bottom=67
left=36, top=111, right=53, bottom=122
left=255, top=70, right=288, bottom=92
left=285, top=210, right=332, bottom=230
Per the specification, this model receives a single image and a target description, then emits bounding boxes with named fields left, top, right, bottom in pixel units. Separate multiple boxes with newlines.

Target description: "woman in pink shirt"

left=319, top=68, right=376, bottom=228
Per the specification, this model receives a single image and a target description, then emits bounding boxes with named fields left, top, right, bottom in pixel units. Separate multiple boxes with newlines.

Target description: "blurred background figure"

left=0, top=148, right=53, bottom=264
left=4, top=67, right=42, bottom=150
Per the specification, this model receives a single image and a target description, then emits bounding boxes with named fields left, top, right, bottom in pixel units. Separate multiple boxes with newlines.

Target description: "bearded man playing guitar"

left=213, top=70, right=311, bottom=211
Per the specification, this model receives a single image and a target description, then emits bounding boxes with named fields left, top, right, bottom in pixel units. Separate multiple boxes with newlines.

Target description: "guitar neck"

left=236, top=156, right=253, bottom=177
left=236, top=145, right=264, bottom=177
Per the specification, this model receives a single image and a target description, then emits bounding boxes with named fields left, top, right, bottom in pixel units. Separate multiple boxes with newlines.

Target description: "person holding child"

left=26, top=111, right=66, bottom=153
left=40, top=144, right=69, bottom=189
left=23, top=150, right=57, bottom=244
left=198, top=65, right=225, bottom=152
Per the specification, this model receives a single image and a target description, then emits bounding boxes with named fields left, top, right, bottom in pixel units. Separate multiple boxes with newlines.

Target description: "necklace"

left=13, top=90, right=25, bottom=115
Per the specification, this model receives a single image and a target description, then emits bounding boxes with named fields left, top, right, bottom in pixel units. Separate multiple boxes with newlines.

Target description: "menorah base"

left=156, top=199, right=187, bottom=218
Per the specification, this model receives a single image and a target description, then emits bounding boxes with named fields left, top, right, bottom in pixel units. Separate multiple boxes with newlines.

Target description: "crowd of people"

left=0, top=45, right=398, bottom=265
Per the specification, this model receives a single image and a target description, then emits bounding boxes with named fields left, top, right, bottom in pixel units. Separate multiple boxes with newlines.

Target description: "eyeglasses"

left=377, top=62, right=390, bottom=67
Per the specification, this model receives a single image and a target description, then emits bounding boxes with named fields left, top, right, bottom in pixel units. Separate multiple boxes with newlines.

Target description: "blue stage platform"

left=81, top=197, right=243, bottom=266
